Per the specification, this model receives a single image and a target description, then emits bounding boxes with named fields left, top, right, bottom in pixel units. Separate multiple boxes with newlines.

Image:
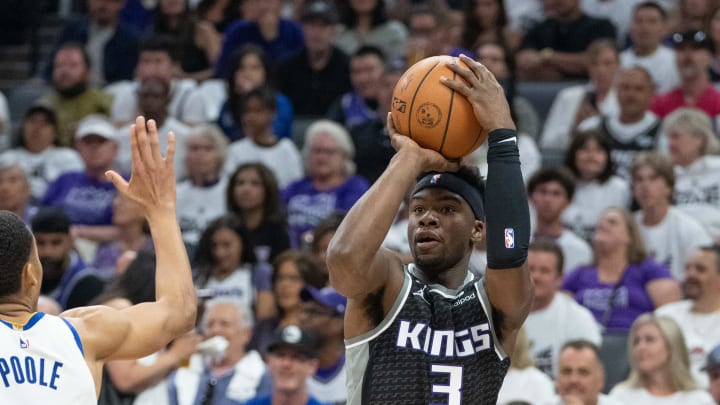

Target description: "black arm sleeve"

left=485, top=128, right=531, bottom=269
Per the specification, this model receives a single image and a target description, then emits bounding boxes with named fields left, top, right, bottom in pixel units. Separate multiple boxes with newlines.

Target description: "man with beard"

left=30, top=207, right=104, bottom=310
left=40, top=43, right=113, bottom=147
left=656, top=245, right=720, bottom=389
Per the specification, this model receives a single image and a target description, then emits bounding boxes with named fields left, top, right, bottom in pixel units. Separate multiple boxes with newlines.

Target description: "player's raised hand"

left=105, top=116, right=176, bottom=217
left=442, top=54, right=516, bottom=132
left=387, top=112, right=459, bottom=173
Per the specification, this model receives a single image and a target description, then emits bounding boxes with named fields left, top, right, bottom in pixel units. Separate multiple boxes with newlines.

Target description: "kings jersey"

left=0, top=312, right=96, bottom=404
left=345, top=265, right=509, bottom=405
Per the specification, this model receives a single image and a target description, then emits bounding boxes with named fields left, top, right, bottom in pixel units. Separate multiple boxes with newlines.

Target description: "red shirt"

left=651, top=85, right=720, bottom=118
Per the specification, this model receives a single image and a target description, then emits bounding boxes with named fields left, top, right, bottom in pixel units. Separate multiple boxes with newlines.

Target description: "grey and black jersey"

left=345, top=265, right=509, bottom=405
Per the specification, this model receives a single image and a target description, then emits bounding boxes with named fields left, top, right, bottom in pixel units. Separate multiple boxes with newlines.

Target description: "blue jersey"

left=0, top=312, right=95, bottom=404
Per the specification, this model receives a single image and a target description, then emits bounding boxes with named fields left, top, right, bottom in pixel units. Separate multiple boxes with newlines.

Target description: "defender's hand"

left=442, top=54, right=516, bottom=132
left=387, top=112, right=460, bottom=173
left=105, top=116, right=177, bottom=217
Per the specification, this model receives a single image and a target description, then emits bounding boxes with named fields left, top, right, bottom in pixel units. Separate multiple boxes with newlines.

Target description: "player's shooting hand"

left=387, top=112, right=460, bottom=173
left=105, top=116, right=176, bottom=217
left=442, top=54, right=516, bottom=132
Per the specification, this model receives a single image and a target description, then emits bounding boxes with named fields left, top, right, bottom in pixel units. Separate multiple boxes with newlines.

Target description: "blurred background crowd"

left=0, top=0, right=720, bottom=404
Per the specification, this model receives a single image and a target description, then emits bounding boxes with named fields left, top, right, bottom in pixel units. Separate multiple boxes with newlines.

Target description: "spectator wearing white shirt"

left=497, top=327, right=556, bottom=405
left=609, top=314, right=715, bottom=405
left=620, top=2, right=680, bottom=93
left=223, top=86, right=303, bottom=188
left=656, top=246, right=720, bottom=389
left=528, top=167, right=593, bottom=274
left=631, top=152, right=713, bottom=280
left=525, top=239, right=602, bottom=378
left=562, top=131, right=631, bottom=243
left=663, top=108, right=720, bottom=239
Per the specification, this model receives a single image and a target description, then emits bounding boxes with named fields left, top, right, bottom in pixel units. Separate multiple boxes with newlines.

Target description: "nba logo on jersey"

left=504, top=228, right=515, bottom=248
left=19, top=337, right=29, bottom=349
left=430, top=174, right=442, bottom=183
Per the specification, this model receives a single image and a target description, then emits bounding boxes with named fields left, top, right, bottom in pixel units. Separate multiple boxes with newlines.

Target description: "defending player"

left=327, top=54, right=533, bottom=404
left=0, top=117, right=196, bottom=403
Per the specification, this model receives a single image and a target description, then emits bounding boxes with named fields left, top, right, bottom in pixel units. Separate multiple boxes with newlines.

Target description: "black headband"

left=411, top=172, right=485, bottom=219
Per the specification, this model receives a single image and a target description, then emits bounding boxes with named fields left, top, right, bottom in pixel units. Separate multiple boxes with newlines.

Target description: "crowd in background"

left=0, top=0, right=720, bottom=404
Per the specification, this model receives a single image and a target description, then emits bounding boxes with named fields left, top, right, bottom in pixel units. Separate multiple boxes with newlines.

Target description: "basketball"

left=391, top=55, right=487, bottom=159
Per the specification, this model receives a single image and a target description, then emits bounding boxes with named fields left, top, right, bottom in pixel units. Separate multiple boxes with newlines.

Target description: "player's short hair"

left=528, top=238, right=565, bottom=275
left=0, top=211, right=34, bottom=298
left=139, top=34, right=179, bottom=61
left=564, top=130, right=615, bottom=183
left=527, top=166, right=576, bottom=201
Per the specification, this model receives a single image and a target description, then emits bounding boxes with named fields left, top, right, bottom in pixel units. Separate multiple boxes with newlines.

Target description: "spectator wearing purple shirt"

left=282, top=120, right=369, bottom=248
left=562, top=207, right=681, bottom=333
left=41, top=115, right=120, bottom=242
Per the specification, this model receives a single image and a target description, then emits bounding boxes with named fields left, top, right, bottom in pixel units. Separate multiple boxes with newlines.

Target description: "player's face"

left=530, top=181, right=570, bottom=223
left=232, top=168, right=266, bottom=211
left=574, top=138, right=607, bottom=181
left=528, top=250, right=562, bottom=302
left=667, top=128, right=704, bottom=167
left=274, top=260, right=304, bottom=311
left=683, top=249, right=719, bottom=298
left=408, top=188, right=478, bottom=272
left=22, top=112, right=56, bottom=153
left=211, top=228, right=243, bottom=274
left=632, top=165, right=672, bottom=208
left=556, top=347, right=604, bottom=403
left=0, top=167, right=30, bottom=212
left=267, top=347, right=317, bottom=393
left=631, top=322, right=669, bottom=375
left=185, top=135, right=221, bottom=177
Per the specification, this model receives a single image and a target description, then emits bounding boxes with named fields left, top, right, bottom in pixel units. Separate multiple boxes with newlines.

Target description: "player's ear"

left=22, top=262, right=41, bottom=290
left=471, top=220, right=484, bottom=243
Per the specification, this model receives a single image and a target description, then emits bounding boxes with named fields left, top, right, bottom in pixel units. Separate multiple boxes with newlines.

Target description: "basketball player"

left=327, top=54, right=532, bottom=404
left=0, top=116, right=196, bottom=404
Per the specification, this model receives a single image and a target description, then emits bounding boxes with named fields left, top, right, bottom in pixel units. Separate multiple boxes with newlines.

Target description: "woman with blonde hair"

left=663, top=108, right=720, bottom=239
left=282, top=120, right=369, bottom=247
left=496, top=327, right=555, bottom=404
left=609, top=314, right=715, bottom=404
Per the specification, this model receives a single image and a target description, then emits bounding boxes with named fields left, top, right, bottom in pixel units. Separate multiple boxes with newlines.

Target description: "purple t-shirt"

left=41, top=172, right=116, bottom=225
left=562, top=258, right=672, bottom=332
left=282, top=176, right=369, bottom=247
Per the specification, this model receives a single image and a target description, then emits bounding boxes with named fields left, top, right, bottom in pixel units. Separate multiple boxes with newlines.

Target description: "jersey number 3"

left=431, top=364, right=462, bottom=405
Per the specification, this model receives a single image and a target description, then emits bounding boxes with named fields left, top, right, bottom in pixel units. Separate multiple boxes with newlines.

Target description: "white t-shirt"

left=674, top=156, right=720, bottom=238
left=307, top=360, right=347, bottom=404
left=497, top=367, right=556, bottom=405
left=655, top=300, right=720, bottom=389
left=223, top=138, right=303, bottom=188
left=525, top=293, right=603, bottom=377
left=382, top=217, right=410, bottom=254
left=203, top=265, right=256, bottom=312
left=109, top=79, right=199, bottom=126
left=620, top=46, right=680, bottom=93
left=470, top=133, right=541, bottom=184
left=635, top=207, right=713, bottom=280
left=609, top=384, right=715, bottom=405
left=176, top=177, right=227, bottom=247
left=0, top=147, right=85, bottom=200
left=543, top=394, right=624, bottom=405
left=562, top=176, right=631, bottom=243
left=556, top=229, right=594, bottom=274
left=541, top=85, right=620, bottom=151
left=116, top=117, right=191, bottom=180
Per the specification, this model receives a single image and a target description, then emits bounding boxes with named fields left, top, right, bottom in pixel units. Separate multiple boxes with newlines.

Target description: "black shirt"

left=520, top=14, right=616, bottom=53
left=350, top=118, right=396, bottom=184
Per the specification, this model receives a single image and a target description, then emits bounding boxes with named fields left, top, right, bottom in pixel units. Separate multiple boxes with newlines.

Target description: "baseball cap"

left=75, top=114, right=116, bottom=141
left=266, top=325, right=317, bottom=358
left=671, top=30, right=714, bottom=52
left=300, top=286, right=347, bottom=316
left=702, top=344, right=720, bottom=371
left=300, top=1, right=339, bottom=24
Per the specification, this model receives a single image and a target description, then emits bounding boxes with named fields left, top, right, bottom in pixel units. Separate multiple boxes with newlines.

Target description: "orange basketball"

left=391, top=55, right=487, bottom=159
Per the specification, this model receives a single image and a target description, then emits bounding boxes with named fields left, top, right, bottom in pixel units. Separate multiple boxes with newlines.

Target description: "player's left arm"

left=444, top=55, right=533, bottom=356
